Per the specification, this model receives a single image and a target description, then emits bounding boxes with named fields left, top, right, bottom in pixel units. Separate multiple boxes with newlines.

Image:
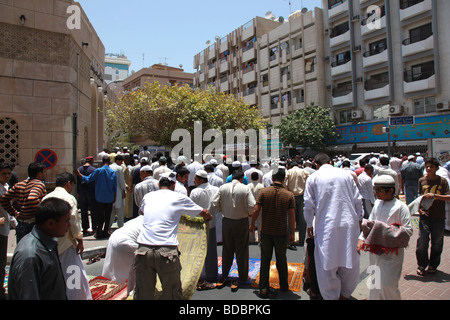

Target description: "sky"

left=77, top=0, right=323, bottom=74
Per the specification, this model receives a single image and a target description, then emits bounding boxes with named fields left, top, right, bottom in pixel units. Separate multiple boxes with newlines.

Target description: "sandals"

left=86, top=254, right=102, bottom=264
left=231, top=280, right=239, bottom=292
left=259, top=287, right=277, bottom=299
left=417, top=267, right=426, bottom=276
left=196, top=280, right=217, bottom=291
left=216, top=277, right=227, bottom=289
left=427, top=266, right=437, bottom=274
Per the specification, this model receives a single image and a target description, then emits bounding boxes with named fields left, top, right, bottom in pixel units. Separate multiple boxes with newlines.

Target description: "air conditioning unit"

left=352, top=110, right=364, bottom=120
left=353, top=45, right=361, bottom=52
left=389, top=105, right=403, bottom=115
left=356, top=77, right=363, bottom=83
left=436, top=101, right=449, bottom=111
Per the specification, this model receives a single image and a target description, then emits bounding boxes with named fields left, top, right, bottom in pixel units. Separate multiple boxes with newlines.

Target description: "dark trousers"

left=222, top=217, right=249, bottom=282
left=259, top=233, right=288, bottom=291
left=79, top=190, right=97, bottom=232
left=96, top=202, right=113, bottom=238
left=202, top=227, right=218, bottom=282
left=416, top=216, right=445, bottom=269
left=305, top=238, right=321, bottom=296
left=0, top=235, right=7, bottom=298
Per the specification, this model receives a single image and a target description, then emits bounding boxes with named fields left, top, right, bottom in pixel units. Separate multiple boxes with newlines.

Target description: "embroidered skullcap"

left=232, top=161, right=241, bottom=168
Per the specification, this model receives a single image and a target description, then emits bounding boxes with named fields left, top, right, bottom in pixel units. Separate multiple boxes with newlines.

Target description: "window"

left=282, top=92, right=291, bottom=106
left=261, top=74, right=269, bottom=87
left=339, top=109, right=352, bottom=124
left=305, top=57, right=317, bottom=74
left=404, top=61, right=434, bottom=82
left=269, top=47, right=278, bottom=61
left=333, top=81, right=352, bottom=97
left=333, top=51, right=351, bottom=67
left=405, top=23, right=432, bottom=45
left=0, top=118, right=19, bottom=165
left=330, top=21, right=349, bottom=38
left=365, top=38, right=387, bottom=57
left=400, top=0, right=425, bottom=10
left=271, top=96, right=279, bottom=109
left=414, top=96, right=436, bottom=115
left=294, top=37, right=303, bottom=50
left=280, top=66, right=291, bottom=81
left=373, top=104, right=390, bottom=119
left=365, top=72, right=389, bottom=91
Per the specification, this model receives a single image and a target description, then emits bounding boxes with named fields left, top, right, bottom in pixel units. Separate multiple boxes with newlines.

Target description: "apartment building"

left=105, top=53, right=131, bottom=84
left=0, top=0, right=106, bottom=182
left=122, top=64, right=194, bottom=92
left=323, top=0, right=450, bottom=157
left=193, top=8, right=326, bottom=127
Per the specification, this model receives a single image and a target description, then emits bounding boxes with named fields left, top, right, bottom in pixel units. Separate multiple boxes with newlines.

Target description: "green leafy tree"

left=277, top=102, right=336, bottom=152
left=105, top=82, right=267, bottom=150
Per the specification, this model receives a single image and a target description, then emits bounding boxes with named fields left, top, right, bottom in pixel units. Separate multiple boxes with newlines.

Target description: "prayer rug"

left=3, top=266, right=8, bottom=294
left=89, top=276, right=128, bottom=300
left=412, top=218, right=420, bottom=229
left=251, top=262, right=304, bottom=292
left=218, top=257, right=261, bottom=285
left=154, top=215, right=209, bottom=300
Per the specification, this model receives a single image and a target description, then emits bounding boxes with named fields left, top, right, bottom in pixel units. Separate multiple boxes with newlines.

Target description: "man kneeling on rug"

left=133, top=173, right=212, bottom=300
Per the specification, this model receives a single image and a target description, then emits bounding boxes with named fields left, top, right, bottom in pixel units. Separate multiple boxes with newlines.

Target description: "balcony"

left=400, top=0, right=432, bottom=21
left=243, top=87, right=257, bottom=105
left=403, top=64, right=435, bottom=93
left=220, top=76, right=229, bottom=92
left=242, top=66, right=256, bottom=85
left=328, top=0, right=349, bottom=19
left=220, top=59, right=229, bottom=73
left=331, top=59, right=352, bottom=76
left=242, top=44, right=256, bottom=63
left=364, top=82, right=390, bottom=100
left=361, top=15, right=386, bottom=36
left=330, top=30, right=350, bottom=47
left=402, top=34, right=434, bottom=57
left=404, top=74, right=435, bottom=93
left=363, top=48, right=388, bottom=68
left=332, top=91, right=353, bottom=106
left=242, top=19, right=255, bottom=41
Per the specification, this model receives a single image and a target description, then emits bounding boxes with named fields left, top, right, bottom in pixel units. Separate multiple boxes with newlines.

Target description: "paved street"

left=6, top=213, right=450, bottom=301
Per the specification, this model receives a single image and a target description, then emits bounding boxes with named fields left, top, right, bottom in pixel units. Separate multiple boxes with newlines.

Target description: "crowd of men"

left=0, top=147, right=449, bottom=300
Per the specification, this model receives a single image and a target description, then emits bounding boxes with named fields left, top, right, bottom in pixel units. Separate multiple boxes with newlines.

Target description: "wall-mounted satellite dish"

left=206, top=40, right=211, bottom=46
left=215, top=35, right=220, bottom=41
left=301, top=7, right=308, bottom=13
left=278, top=16, right=285, bottom=23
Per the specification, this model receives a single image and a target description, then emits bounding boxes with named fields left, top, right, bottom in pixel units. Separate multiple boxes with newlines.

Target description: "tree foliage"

left=105, top=82, right=267, bottom=149
left=276, top=103, right=336, bottom=152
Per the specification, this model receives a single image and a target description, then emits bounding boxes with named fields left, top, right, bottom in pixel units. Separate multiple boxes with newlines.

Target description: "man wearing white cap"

left=190, top=170, right=220, bottom=288
left=304, top=153, right=363, bottom=300
left=211, top=170, right=256, bottom=291
left=226, top=161, right=249, bottom=185
left=401, top=155, right=423, bottom=204
left=357, top=175, right=413, bottom=300
left=134, top=172, right=212, bottom=300
left=133, top=165, right=159, bottom=209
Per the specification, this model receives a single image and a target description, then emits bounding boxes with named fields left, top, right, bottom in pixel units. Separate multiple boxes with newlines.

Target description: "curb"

left=7, top=246, right=107, bottom=265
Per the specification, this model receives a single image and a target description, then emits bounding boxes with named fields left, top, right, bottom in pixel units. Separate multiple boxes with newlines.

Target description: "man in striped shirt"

left=0, top=162, right=47, bottom=243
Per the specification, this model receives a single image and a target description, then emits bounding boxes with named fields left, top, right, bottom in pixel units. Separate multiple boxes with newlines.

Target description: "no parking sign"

left=35, top=149, right=58, bottom=170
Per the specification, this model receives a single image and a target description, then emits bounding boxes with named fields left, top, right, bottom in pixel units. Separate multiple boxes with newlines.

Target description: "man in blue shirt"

left=77, top=156, right=117, bottom=239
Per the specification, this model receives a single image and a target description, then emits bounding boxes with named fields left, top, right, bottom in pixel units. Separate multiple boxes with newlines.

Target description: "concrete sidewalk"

left=353, top=214, right=450, bottom=300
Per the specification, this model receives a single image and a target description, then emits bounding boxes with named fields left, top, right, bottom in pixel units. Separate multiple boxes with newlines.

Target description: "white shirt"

left=304, top=164, right=363, bottom=270
left=137, top=189, right=203, bottom=246
left=153, top=165, right=172, bottom=180
left=0, top=183, right=11, bottom=237
left=187, top=161, right=204, bottom=187
left=211, top=179, right=256, bottom=220
left=207, top=172, right=224, bottom=187
left=110, top=162, right=126, bottom=208
left=190, top=183, right=219, bottom=229
left=244, top=167, right=263, bottom=184
left=358, top=171, right=375, bottom=204
left=175, top=180, right=188, bottom=196
left=43, top=187, right=82, bottom=254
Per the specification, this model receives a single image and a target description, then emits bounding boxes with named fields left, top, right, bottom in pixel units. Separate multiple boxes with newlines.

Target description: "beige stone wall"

left=0, top=0, right=105, bottom=182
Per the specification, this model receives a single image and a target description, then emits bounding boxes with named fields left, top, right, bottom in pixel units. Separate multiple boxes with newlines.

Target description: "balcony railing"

left=400, top=0, right=425, bottom=10
left=404, top=66, right=434, bottom=83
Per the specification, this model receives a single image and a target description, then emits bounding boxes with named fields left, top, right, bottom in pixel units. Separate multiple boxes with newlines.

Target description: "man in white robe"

left=102, top=215, right=143, bottom=295
left=110, top=155, right=127, bottom=230
left=43, top=172, right=92, bottom=300
left=304, top=153, right=364, bottom=300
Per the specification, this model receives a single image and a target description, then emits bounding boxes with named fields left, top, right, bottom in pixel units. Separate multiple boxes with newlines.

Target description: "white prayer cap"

left=373, top=175, right=395, bottom=187
left=209, top=159, right=218, bottom=165
left=159, top=172, right=177, bottom=183
left=195, top=170, right=208, bottom=179
left=232, top=161, right=241, bottom=168
left=408, top=155, right=415, bottom=160
left=140, top=165, right=153, bottom=172
left=176, top=156, right=187, bottom=165
left=369, top=158, right=377, bottom=164
left=140, top=157, right=149, bottom=163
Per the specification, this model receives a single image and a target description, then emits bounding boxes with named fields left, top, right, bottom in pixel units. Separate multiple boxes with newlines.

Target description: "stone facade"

left=0, top=0, right=105, bottom=183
